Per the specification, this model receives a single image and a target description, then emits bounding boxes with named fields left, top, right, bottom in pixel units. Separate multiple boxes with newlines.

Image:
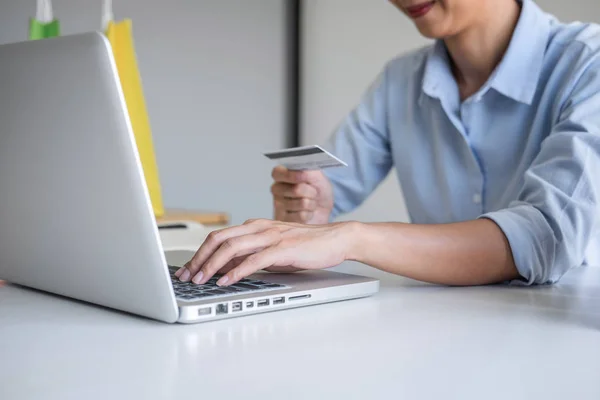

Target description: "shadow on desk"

left=334, top=261, right=600, bottom=332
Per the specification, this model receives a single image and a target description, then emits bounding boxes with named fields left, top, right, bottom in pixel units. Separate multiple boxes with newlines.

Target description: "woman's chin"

left=413, top=21, right=451, bottom=39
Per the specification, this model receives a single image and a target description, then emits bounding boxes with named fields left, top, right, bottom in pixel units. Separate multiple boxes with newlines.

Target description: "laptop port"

left=216, top=303, right=228, bottom=315
left=273, top=297, right=285, bottom=305
left=246, top=301, right=254, bottom=309
left=197, top=307, right=212, bottom=316
left=257, top=299, right=270, bottom=307
left=289, top=294, right=311, bottom=301
left=232, top=301, right=242, bottom=312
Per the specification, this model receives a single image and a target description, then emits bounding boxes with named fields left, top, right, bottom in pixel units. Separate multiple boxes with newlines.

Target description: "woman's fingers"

left=273, top=196, right=317, bottom=212
left=270, top=182, right=317, bottom=199
left=176, top=220, right=272, bottom=281
left=175, top=257, right=245, bottom=281
left=215, top=256, right=247, bottom=275
left=271, top=166, right=309, bottom=184
left=217, top=247, right=285, bottom=286
left=191, top=228, right=282, bottom=284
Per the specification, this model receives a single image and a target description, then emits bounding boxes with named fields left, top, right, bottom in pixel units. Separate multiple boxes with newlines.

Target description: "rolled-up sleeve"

left=481, top=50, right=600, bottom=285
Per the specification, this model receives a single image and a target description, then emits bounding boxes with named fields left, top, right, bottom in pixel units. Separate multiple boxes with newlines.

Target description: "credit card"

left=264, top=145, right=347, bottom=171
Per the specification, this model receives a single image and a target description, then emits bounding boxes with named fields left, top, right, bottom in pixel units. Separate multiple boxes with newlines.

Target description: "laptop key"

left=235, top=283, right=262, bottom=290
left=187, top=293, right=211, bottom=299
left=218, top=287, right=241, bottom=293
left=176, top=277, right=288, bottom=299
left=230, top=285, right=252, bottom=292
left=192, top=285, right=213, bottom=291
left=205, top=289, right=229, bottom=295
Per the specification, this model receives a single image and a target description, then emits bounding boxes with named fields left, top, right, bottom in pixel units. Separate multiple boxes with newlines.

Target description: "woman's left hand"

left=175, top=219, right=356, bottom=286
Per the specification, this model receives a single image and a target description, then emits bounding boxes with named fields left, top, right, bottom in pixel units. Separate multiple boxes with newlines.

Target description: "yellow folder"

left=105, top=18, right=165, bottom=217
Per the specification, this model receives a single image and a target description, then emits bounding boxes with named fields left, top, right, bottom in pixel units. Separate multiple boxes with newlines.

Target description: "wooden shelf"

left=157, top=209, right=229, bottom=226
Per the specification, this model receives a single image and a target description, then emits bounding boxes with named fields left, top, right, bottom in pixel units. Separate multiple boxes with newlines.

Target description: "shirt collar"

left=421, top=0, right=552, bottom=105
left=421, top=40, right=457, bottom=102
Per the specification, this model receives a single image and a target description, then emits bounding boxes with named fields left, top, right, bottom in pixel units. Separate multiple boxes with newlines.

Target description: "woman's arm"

left=346, top=219, right=520, bottom=286
left=177, top=217, right=520, bottom=287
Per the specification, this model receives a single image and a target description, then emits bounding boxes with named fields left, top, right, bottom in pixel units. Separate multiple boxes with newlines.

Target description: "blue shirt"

left=322, top=0, right=600, bottom=285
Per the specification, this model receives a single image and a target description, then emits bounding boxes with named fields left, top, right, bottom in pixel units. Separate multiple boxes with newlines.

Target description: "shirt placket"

left=431, top=79, right=487, bottom=219
left=460, top=99, right=486, bottom=215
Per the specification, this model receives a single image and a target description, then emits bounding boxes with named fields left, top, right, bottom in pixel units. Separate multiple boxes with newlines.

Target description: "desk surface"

left=1, top=260, right=600, bottom=400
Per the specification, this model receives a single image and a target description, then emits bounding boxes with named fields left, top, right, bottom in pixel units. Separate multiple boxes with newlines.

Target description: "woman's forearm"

left=344, top=219, right=520, bottom=285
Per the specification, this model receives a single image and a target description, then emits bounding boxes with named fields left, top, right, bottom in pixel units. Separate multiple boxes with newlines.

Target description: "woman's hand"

left=271, top=166, right=334, bottom=224
left=175, top=219, right=357, bottom=286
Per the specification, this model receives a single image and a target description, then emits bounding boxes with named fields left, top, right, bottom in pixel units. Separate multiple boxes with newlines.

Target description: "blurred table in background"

left=157, top=209, right=230, bottom=254
left=157, top=209, right=230, bottom=227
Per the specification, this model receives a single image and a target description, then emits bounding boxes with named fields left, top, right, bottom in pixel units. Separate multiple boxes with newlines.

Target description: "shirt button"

left=473, top=194, right=482, bottom=204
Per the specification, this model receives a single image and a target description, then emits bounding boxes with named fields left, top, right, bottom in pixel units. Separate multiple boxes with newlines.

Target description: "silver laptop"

left=0, top=32, right=379, bottom=324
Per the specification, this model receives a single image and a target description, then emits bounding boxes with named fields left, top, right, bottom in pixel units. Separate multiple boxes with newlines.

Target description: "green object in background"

left=29, top=18, right=60, bottom=40
left=29, top=0, right=60, bottom=40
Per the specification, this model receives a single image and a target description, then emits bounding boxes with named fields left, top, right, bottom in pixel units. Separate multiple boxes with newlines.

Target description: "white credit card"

left=264, top=145, right=347, bottom=171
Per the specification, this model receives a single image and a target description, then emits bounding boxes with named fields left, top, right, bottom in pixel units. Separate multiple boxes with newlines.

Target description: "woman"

left=176, top=0, right=600, bottom=287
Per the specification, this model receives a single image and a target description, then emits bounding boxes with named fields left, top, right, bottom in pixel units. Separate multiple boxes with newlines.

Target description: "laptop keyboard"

left=168, top=266, right=288, bottom=302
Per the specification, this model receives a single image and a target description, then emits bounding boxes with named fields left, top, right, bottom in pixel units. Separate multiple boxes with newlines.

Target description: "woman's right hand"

left=271, top=166, right=334, bottom=224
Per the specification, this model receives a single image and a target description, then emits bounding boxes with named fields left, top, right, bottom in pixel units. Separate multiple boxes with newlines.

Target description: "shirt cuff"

left=480, top=203, right=557, bottom=286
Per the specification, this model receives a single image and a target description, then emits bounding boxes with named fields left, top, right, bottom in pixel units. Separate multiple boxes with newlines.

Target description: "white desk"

left=2, top=253, right=600, bottom=399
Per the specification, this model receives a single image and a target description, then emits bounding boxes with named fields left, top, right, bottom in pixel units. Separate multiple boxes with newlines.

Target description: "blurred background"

left=0, top=0, right=598, bottom=225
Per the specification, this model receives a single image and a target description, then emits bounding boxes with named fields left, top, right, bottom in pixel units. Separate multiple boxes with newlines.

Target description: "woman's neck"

left=444, top=1, right=522, bottom=101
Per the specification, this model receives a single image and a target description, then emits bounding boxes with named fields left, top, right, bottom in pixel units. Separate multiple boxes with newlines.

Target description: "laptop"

left=0, top=32, right=379, bottom=324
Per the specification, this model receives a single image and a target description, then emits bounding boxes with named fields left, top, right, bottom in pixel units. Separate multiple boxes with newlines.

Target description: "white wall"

left=0, top=0, right=290, bottom=225
left=536, top=0, right=598, bottom=21
left=301, top=0, right=600, bottom=223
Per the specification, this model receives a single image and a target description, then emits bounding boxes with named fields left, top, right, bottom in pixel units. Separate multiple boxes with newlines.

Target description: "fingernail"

left=216, top=276, right=229, bottom=286
left=175, top=267, right=185, bottom=278
left=179, top=269, right=191, bottom=282
left=192, top=271, right=204, bottom=284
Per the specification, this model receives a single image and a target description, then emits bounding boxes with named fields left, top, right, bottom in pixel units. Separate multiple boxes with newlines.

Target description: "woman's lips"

left=405, top=1, right=436, bottom=18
